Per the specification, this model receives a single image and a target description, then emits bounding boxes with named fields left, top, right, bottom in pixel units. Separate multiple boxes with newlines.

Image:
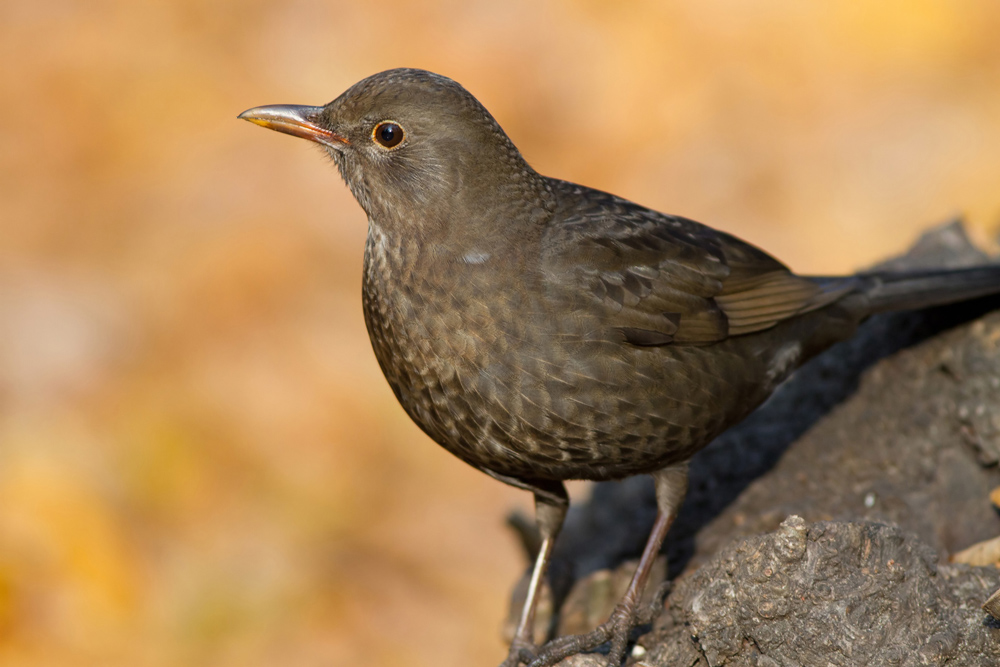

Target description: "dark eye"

left=373, top=121, right=404, bottom=149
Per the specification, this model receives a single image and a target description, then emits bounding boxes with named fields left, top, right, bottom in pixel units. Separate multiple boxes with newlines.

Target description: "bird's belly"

left=362, top=274, right=570, bottom=477
left=362, top=279, right=768, bottom=482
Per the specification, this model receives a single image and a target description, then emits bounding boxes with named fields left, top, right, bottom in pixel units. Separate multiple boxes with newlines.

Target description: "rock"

left=691, top=311, right=1000, bottom=569
left=643, top=517, right=1000, bottom=666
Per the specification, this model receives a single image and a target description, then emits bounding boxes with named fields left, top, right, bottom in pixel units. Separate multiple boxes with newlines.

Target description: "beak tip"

left=238, top=108, right=276, bottom=130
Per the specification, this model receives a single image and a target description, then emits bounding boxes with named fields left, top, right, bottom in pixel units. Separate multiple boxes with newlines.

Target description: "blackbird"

left=239, top=68, right=1000, bottom=666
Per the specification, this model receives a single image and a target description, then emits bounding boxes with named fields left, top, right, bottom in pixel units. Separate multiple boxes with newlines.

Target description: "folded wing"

left=542, top=182, right=854, bottom=346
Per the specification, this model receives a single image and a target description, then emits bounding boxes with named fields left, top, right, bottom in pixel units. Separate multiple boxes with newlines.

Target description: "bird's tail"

left=854, top=266, right=1000, bottom=313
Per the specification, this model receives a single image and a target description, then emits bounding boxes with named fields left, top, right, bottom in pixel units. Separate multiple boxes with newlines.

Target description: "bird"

left=239, top=68, right=1000, bottom=667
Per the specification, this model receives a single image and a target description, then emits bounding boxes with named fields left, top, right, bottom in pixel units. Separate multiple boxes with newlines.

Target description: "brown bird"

left=239, top=69, right=1000, bottom=666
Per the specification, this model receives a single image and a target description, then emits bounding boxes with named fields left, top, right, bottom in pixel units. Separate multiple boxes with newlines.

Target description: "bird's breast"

left=361, top=223, right=540, bottom=469
left=361, top=222, right=641, bottom=480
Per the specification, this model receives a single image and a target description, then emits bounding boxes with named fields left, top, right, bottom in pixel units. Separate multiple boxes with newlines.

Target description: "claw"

left=636, top=580, right=672, bottom=626
left=499, top=640, right=538, bottom=667
left=526, top=605, right=631, bottom=666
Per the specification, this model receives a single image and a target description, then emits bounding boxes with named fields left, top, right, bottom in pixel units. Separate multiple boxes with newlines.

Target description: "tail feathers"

left=855, top=266, right=1000, bottom=313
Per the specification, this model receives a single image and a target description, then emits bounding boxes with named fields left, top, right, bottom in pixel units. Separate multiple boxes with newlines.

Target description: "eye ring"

left=372, top=121, right=405, bottom=149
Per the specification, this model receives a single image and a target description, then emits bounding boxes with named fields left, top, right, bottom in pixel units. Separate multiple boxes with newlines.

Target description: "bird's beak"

left=238, top=104, right=349, bottom=147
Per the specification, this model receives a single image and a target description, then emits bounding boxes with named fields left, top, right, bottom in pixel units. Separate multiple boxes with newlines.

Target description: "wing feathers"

left=543, top=181, right=857, bottom=347
left=716, top=273, right=853, bottom=336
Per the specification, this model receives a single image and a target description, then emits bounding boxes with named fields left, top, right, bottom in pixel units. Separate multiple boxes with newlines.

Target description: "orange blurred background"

left=2, top=2, right=1000, bottom=666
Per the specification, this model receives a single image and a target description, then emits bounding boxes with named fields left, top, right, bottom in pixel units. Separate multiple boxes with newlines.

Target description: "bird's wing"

left=541, top=182, right=850, bottom=346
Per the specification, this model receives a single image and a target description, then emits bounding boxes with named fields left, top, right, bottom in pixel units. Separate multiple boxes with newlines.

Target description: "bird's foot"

left=522, top=579, right=670, bottom=667
left=499, top=637, right=539, bottom=667
left=525, top=604, right=635, bottom=667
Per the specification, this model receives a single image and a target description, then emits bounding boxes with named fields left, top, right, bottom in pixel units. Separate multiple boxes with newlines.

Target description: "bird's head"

left=239, top=68, right=546, bottom=232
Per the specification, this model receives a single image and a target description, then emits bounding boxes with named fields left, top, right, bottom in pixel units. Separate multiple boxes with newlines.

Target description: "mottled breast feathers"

left=541, top=180, right=852, bottom=346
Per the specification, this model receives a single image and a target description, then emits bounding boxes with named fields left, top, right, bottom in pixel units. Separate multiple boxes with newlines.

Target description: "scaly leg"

left=501, top=483, right=568, bottom=667
left=527, top=464, right=689, bottom=667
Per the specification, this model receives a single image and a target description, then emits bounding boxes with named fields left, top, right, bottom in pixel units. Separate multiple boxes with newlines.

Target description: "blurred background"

left=2, top=1, right=1000, bottom=665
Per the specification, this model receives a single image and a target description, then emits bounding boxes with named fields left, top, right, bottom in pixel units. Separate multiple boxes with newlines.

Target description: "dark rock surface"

left=690, top=309, right=1000, bottom=571
left=642, top=517, right=1000, bottom=667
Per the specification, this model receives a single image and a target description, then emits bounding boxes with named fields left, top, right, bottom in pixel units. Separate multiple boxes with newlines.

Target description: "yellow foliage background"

left=2, top=2, right=1000, bottom=666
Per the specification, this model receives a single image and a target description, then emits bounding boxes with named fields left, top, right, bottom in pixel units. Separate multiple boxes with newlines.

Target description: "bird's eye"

left=372, top=121, right=405, bottom=149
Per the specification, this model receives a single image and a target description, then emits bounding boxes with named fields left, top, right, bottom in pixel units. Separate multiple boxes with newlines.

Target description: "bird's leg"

left=502, top=484, right=568, bottom=667
left=527, top=464, right=689, bottom=667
